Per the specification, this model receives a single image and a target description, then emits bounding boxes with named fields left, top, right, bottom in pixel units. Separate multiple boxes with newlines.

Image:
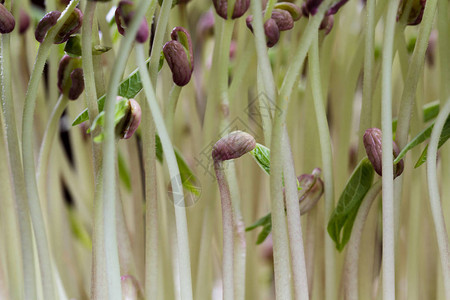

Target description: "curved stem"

left=136, top=44, right=193, bottom=300
left=344, top=180, right=382, bottom=300
left=21, top=2, right=80, bottom=299
left=426, top=98, right=450, bottom=299
left=37, top=95, right=69, bottom=197
left=214, top=162, right=235, bottom=300
left=100, top=0, right=151, bottom=298
left=380, top=1, right=400, bottom=299
left=0, top=13, right=37, bottom=299
left=282, top=129, right=309, bottom=300
left=394, top=0, right=438, bottom=149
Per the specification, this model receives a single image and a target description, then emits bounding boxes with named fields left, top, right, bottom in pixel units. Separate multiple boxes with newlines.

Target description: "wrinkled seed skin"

left=0, top=4, right=15, bottom=34
left=171, top=26, right=194, bottom=68
left=115, top=1, right=149, bottom=43
left=213, top=0, right=250, bottom=20
left=54, top=8, right=83, bottom=44
left=274, top=2, right=302, bottom=21
left=264, top=18, right=280, bottom=48
left=57, top=55, right=72, bottom=94
left=35, top=11, right=61, bottom=42
left=163, top=40, right=192, bottom=86
left=123, top=99, right=142, bottom=139
left=212, top=131, right=256, bottom=162
left=271, top=9, right=294, bottom=31
left=363, top=128, right=404, bottom=178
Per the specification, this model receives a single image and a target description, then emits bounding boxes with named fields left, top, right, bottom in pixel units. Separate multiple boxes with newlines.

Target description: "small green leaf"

left=256, top=223, right=272, bottom=245
left=250, top=143, right=270, bottom=175
left=88, top=99, right=130, bottom=142
left=72, top=58, right=151, bottom=126
left=175, top=148, right=200, bottom=196
left=423, top=100, right=440, bottom=122
left=395, top=115, right=450, bottom=164
left=415, top=116, right=450, bottom=167
left=246, top=213, right=272, bottom=245
left=246, top=213, right=271, bottom=231
left=156, top=134, right=163, bottom=163
left=327, top=157, right=375, bottom=251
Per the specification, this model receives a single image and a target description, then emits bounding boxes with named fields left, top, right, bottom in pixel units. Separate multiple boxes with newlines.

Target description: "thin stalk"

left=0, top=7, right=37, bottom=298
left=165, top=84, right=182, bottom=138
left=37, top=94, right=69, bottom=197
left=394, top=0, right=438, bottom=149
left=282, top=129, right=309, bottom=300
left=308, top=31, right=336, bottom=300
left=100, top=0, right=151, bottom=298
left=250, top=0, right=276, bottom=143
left=216, top=19, right=233, bottom=128
left=136, top=44, right=193, bottom=300
left=437, top=0, right=450, bottom=99
left=270, top=2, right=333, bottom=297
left=21, top=2, right=79, bottom=299
left=380, top=1, right=400, bottom=299
left=214, top=162, right=235, bottom=300
left=426, top=98, right=450, bottom=299
left=81, top=3, right=109, bottom=298
left=148, top=0, right=173, bottom=85
left=143, top=111, right=158, bottom=300
left=358, top=0, right=376, bottom=158
left=225, top=163, right=246, bottom=300
left=344, top=180, right=382, bottom=300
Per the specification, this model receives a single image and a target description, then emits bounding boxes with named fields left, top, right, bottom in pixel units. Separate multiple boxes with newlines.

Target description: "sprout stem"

left=426, top=98, right=450, bottom=299
left=380, top=1, right=400, bottom=299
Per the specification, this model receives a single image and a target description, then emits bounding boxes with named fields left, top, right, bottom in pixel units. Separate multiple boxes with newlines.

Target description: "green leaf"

left=174, top=148, right=200, bottom=196
left=327, top=158, right=375, bottom=251
left=246, top=213, right=272, bottom=245
left=415, top=116, right=450, bottom=167
left=72, top=58, right=151, bottom=126
left=395, top=115, right=450, bottom=164
left=118, top=150, right=132, bottom=191
left=250, top=143, right=270, bottom=175
left=423, top=100, right=440, bottom=122
left=88, top=99, right=130, bottom=142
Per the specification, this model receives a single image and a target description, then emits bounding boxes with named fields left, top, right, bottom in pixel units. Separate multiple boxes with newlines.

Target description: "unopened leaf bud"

left=319, top=15, right=334, bottom=35
left=212, top=0, right=250, bottom=20
left=57, top=55, right=84, bottom=100
left=363, top=128, right=404, bottom=178
left=298, top=168, right=324, bottom=214
left=212, top=131, right=256, bottom=162
left=163, top=27, right=194, bottom=86
left=0, top=4, right=14, bottom=34
left=121, top=99, right=141, bottom=139
left=115, top=0, right=149, bottom=43
left=264, top=18, right=280, bottom=48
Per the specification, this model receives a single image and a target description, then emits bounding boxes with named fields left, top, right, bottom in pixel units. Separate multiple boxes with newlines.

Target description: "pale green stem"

left=81, top=3, right=109, bottom=298
left=308, top=31, right=336, bottom=300
left=225, top=163, right=246, bottom=300
left=270, top=2, right=333, bottom=298
left=282, top=128, right=310, bottom=300
left=165, top=84, right=182, bottom=138
left=344, top=180, right=382, bottom=300
left=100, top=0, right=150, bottom=298
left=250, top=0, right=276, bottom=143
left=426, top=98, right=450, bottom=299
left=0, top=12, right=37, bottom=300
left=214, top=162, right=235, bottom=300
left=136, top=44, right=193, bottom=300
left=21, top=2, right=79, bottom=299
left=148, top=0, right=173, bottom=86
left=395, top=0, right=438, bottom=149
left=37, top=94, right=69, bottom=199
left=380, top=1, right=400, bottom=299
left=358, top=0, right=376, bottom=158
left=437, top=0, right=450, bottom=99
